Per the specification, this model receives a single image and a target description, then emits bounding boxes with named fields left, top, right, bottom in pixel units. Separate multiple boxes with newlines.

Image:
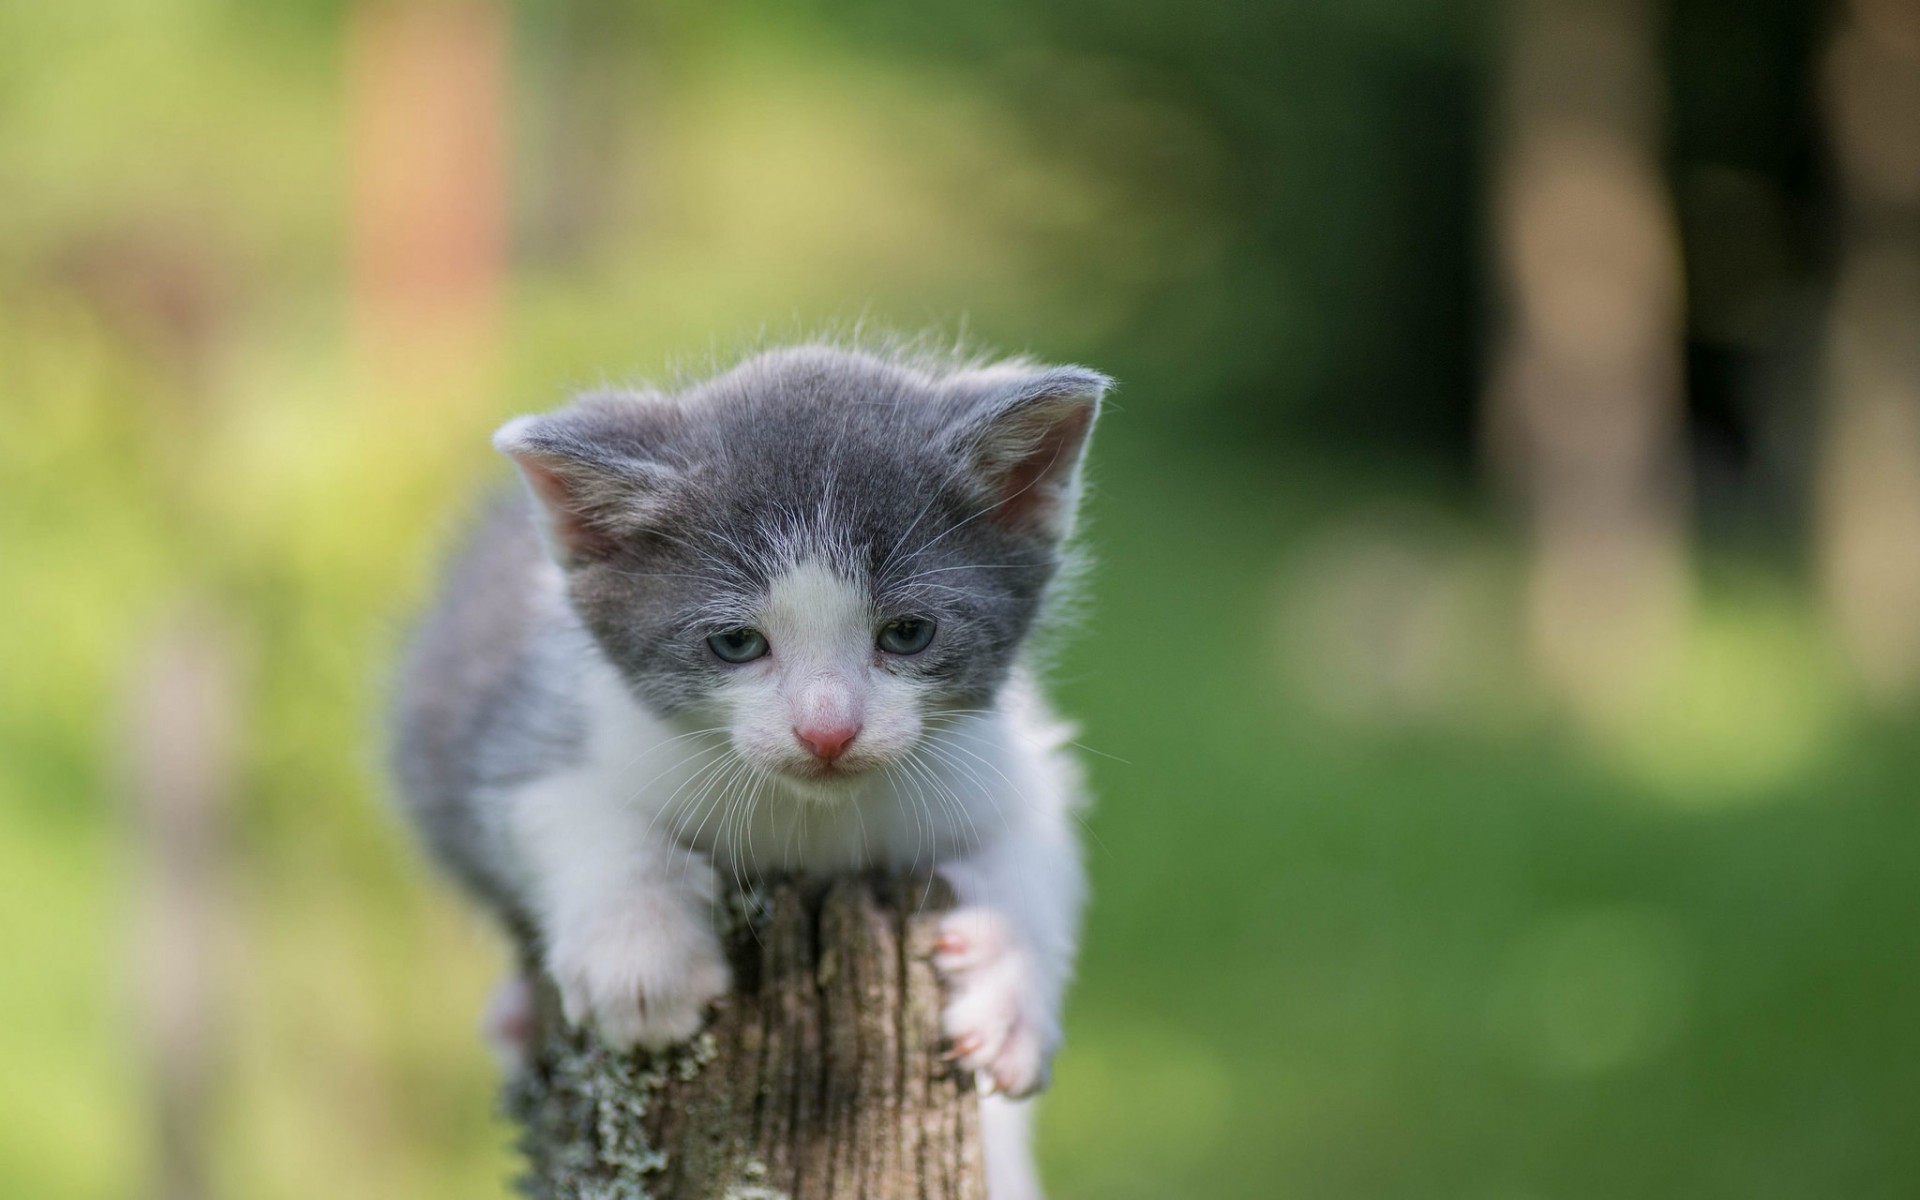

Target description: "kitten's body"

left=393, top=345, right=1104, bottom=1200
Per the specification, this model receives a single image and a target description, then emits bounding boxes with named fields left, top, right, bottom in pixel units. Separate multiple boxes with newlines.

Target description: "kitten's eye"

left=707, top=628, right=769, bottom=663
left=877, top=618, right=936, bottom=656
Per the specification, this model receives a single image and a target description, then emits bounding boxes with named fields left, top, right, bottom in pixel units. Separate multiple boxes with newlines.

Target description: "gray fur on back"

left=390, top=496, right=585, bottom=936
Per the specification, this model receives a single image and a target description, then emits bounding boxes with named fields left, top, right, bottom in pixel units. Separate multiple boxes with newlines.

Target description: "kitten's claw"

left=945, top=1031, right=985, bottom=1061
left=932, top=907, right=1057, bottom=1099
left=548, top=898, right=731, bottom=1051
left=482, top=974, right=537, bottom=1074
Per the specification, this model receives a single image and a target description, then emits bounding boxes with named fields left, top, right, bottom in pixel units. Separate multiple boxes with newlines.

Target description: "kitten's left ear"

left=948, top=365, right=1110, bottom=540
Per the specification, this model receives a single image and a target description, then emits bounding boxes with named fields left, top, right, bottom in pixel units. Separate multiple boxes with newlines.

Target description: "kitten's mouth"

left=777, top=753, right=887, bottom=789
left=786, top=757, right=872, bottom=782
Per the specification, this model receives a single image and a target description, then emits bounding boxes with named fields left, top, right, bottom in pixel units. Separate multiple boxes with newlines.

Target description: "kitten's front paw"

left=547, top=895, right=731, bottom=1051
left=932, top=907, right=1058, bottom=1099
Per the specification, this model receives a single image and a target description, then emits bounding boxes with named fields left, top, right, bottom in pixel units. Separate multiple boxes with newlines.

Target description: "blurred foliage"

left=3, top=1, right=1918, bottom=1199
left=783, top=0, right=1491, bottom=459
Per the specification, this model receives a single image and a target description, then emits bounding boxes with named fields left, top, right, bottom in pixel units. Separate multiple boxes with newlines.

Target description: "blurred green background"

left=6, top=0, right=1920, bottom=1197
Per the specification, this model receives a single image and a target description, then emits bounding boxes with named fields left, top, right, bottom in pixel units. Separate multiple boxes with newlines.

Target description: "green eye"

left=877, top=618, right=936, bottom=656
left=707, top=628, right=769, bottom=663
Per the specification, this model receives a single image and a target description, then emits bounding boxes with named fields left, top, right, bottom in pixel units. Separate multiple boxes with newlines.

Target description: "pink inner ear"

left=991, top=403, right=1094, bottom=531
left=518, top=457, right=619, bottom=561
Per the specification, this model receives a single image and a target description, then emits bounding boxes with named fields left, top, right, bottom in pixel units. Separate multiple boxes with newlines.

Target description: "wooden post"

left=507, top=876, right=986, bottom=1200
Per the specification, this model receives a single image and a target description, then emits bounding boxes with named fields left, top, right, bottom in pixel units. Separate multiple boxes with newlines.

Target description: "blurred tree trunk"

left=508, top=877, right=986, bottom=1200
left=1486, top=0, right=1691, bottom=715
left=1815, top=0, right=1920, bottom=701
left=121, top=606, right=240, bottom=1200
left=519, top=0, right=659, bottom=268
left=347, top=0, right=508, bottom=404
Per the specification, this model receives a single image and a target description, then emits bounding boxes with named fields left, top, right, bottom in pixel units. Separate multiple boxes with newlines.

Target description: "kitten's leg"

left=508, top=770, right=732, bottom=1050
left=934, top=813, right=1085, bottom=1099
left=981, top=1093, right=1044, bottom=1200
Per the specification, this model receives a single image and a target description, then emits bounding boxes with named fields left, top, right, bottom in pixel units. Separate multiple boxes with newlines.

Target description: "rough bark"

left=507, top=875, right=986, bottom=1200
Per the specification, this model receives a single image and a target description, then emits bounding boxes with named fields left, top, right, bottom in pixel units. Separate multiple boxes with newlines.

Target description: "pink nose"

left=795, top=723, right=860, bottom=761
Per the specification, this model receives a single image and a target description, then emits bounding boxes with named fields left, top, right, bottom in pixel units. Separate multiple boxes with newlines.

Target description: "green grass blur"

left=3, top=2, right=1916, bottom=1198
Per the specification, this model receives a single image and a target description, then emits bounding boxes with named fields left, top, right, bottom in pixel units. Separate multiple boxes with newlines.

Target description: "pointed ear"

left=493, top=398, right=678, bottom=567
left=948, top=365, right=1109, bottom=540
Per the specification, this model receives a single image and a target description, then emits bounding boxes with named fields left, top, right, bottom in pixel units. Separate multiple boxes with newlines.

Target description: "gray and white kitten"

left=391, top=344, right=1104, bottom=1198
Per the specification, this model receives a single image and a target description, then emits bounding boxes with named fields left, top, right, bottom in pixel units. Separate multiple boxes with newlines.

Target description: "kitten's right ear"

left=493, top=401, right=678, bottom=568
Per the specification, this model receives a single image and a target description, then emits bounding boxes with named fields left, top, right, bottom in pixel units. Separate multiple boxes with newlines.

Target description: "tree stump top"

left=507, top=875, right=986, bottom=1200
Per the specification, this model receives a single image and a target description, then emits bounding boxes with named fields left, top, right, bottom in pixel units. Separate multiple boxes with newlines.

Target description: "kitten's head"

left=495, top=345, right=1107, bottom=793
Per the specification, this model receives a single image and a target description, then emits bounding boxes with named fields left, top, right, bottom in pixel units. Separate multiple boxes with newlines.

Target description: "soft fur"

left=391, top=343, right=1106, bottom=1198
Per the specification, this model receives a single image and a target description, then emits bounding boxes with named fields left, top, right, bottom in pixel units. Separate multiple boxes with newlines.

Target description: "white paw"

left=546, top=893, right=731, bottom=1051
left=932, top=906, right=1057, bottom=1098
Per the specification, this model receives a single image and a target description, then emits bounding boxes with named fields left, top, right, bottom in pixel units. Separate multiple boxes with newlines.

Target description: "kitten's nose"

left=795, top=723, right=860, bottom=762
